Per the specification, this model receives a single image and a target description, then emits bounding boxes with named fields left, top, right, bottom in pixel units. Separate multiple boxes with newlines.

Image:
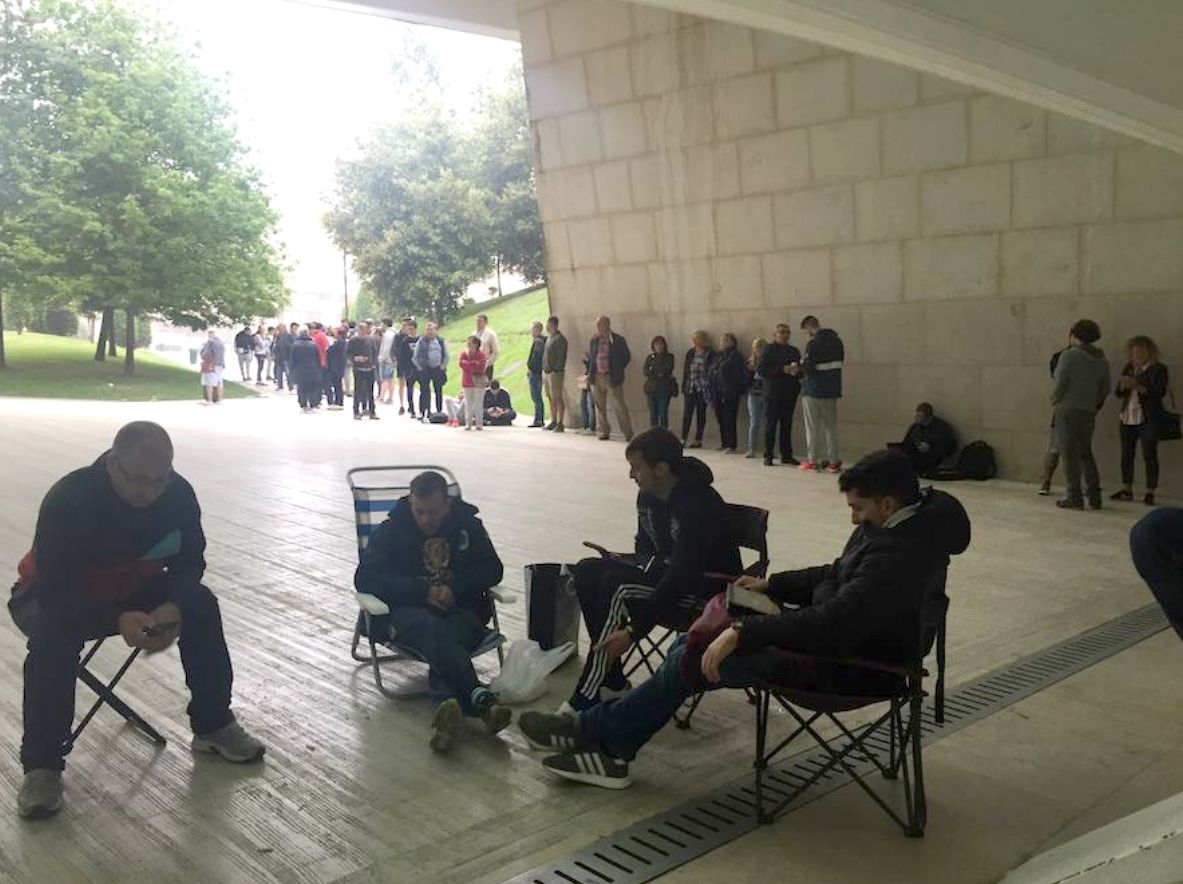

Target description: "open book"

left=726, top=583, right=781, bottom=616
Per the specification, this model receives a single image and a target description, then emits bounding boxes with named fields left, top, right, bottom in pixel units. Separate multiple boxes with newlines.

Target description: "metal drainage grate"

left=505, top=603, right=1168, bottom=884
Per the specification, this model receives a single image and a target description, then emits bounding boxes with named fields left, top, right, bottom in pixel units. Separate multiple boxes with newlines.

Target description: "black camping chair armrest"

left=765, top=647, right=927, bottom=680
left=583, top=540, right=630, bottom=561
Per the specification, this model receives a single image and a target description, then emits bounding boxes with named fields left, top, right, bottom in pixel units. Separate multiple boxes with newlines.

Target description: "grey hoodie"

left=1051, top=343, right=1111, bottom=413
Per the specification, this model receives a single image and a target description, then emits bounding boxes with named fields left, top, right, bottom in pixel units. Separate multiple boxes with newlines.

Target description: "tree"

left=0, top=0, right=287, bottom=374
left=324, top=44, right=543, bottom=320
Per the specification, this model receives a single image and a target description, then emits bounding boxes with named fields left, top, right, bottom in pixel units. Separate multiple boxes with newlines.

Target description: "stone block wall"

left=518, top=0, right=1183, bottom=487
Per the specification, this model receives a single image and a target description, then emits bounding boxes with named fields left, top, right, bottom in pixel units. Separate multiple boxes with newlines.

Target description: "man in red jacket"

left=10, top=422, right=263, bottom=819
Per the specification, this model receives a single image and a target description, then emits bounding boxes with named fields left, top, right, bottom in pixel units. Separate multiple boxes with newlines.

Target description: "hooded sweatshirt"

left=353, top=496, right=504, bottom=626
left=628, top=456, right=742, bottom=636
left=1051, top=343, right=1111, bottom=413
left=736, top=488, right=971, bottom=670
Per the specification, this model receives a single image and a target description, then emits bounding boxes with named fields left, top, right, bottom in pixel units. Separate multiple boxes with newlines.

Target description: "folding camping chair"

left=586, top=503, right=770, bottom=727
left=751, top=646, right=929, bottom=837
left=8, top=584, right=167, bottom=755
left=347, top=465, right=515, bottom=699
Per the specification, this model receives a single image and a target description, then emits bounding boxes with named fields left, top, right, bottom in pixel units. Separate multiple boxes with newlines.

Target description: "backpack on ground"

left=428, top=413, right=448, bottom=424
left=933, top=440, right=996, bottom=481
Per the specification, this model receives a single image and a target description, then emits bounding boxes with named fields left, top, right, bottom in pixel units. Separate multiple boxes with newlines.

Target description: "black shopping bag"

left=525, top=563, right=581, bottom=653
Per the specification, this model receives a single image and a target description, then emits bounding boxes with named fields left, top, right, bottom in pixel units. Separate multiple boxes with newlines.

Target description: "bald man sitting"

left=10, top=421, right=263, bottom=819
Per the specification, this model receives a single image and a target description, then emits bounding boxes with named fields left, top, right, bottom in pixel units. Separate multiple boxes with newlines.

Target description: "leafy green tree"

left=0, top=0, right=287, bottom=374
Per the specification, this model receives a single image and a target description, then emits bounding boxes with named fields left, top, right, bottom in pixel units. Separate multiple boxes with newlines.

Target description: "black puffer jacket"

left=711, top=348, right=749, bottom=400
left=738, top=488, right=971, bottom=666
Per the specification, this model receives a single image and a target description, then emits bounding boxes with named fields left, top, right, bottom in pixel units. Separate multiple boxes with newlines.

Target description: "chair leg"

left=753, top=690, right=772, bottom=824
left=70, top=647, right=166, bottom=750
left=492, top=605, right=505, bottom=667
left=351, top=611, right=400, bottom=664
left=674, top=691, right=704, bottom=730
left=908, top=693, right=928, bottom=837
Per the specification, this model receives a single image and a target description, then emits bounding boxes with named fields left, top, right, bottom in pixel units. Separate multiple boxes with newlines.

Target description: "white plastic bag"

left=489, top=639, right=575, bottom=704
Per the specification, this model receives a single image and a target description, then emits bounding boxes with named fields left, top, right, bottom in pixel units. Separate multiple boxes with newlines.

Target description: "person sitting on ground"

left=892, top=402, right=957, bottom=476
left=353, top=471, right=511, bottom=752
left=561, top=428, right=741, bottom=714
left=483, top=381, right=517, bottom=426
left=521, top=449, right=970, bottom=789
left=10, top=422, right=265, bottom=819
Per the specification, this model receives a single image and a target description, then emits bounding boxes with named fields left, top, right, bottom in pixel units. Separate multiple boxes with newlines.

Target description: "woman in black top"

left=643, top=336, right=676, bottom=429
left=711, top=333, right=749, bottom=453
left=1112, top=335, right=1170, bottom=506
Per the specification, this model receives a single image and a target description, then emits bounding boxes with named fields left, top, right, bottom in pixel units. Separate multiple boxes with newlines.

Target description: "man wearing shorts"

left=199, top=330, right=225, bottom=406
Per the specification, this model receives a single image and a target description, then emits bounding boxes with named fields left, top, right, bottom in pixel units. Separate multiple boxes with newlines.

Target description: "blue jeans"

left=529, top=372, right=545, bottom=424
left=646, top=392, right=671, bottom=429
left=747, top=392, right=765, bottom=453
left=579, top=637, right=799, bottom=762
left=581, top=389, right=596, bottom=432
left=1131, top=507, right=1183, bottom=641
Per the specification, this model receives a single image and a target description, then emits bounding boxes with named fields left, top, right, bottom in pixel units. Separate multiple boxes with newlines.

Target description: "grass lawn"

left=438, top=286, right=551, bottom=412
left=0, top=332, right=258, bottom=401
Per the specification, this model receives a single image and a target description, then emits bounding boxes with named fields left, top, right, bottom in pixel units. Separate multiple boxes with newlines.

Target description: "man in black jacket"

left=521, top=449, right=970, bottom=789
left=588, top=315, right=634, bottom=441
left=893, top=402, right=957, bottom=475
left=561, top=428, right=741, bottom=715
left=398, top=319, right=421, bottom=418
left=758, top=323, right=802, bottom=466
left=354, top=471, right=511, bottom=752
left=11, top=422, right=264, bottom=818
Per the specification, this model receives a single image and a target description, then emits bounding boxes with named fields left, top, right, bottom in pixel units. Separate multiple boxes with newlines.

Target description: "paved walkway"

left=0, top=395, right=1178, bottom=884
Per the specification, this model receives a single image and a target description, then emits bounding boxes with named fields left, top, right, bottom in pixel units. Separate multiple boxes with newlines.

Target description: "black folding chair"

left=588, top=503, right=770, bottom=727
left=69, top=638, right=167, bottom=751
left=751, top=648, right=928, bottom=837
left=922, top=570, right=949, bottom=725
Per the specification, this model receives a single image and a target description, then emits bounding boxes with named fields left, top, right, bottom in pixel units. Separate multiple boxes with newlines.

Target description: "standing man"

left=233, top=325, right=253, bottom=382
left=347, top=321, right=380, bottom=421
left=400, top=319, right=421, bottom=418
left=799, top=315, right=845, bottom=474
left=291, top=327, right=323, bottom=413
left=199, top=329, right=226, bottom=407
left=378, top=318, right=396, bottom=405
left=354, top=471, right=511, bottom=752
left=476, top=313, right=501, bottom=382
left=527, top=321, right=547, bottom=428
left=588, top=315, right=634, bottom=442
left=11, top=422, right=264, bottom=819
left=273, top=322, right=295, bottom=392
left=1052, top=319, right=1111, bottom=510
left=543, top=316, right=568, bottom=432
left=758, top=323, right=802, bottom=467
left=413, top=322, right=449, bottom=420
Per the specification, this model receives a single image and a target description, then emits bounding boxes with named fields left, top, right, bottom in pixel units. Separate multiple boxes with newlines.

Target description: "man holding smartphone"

left=10, top=421, right=263, bottom=820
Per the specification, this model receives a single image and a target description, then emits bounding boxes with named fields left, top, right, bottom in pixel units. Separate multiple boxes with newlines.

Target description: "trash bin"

left=189, top=348, right=198, bottom=365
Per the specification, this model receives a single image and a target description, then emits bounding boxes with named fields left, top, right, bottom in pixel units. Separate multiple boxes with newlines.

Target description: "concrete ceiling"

left=293, top=0, right=1183, bottom=152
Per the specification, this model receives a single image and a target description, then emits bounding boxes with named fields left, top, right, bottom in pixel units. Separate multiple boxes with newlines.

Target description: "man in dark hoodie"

left=521, top=449, right=970, bottom=789
left=11, top=422, right=264, bottom=819
left=799, top=315, right=845, bottom=473
left=893, top=402, right=957, bottom=476
left=561, top=428, right=741, bottom=714
left=1052, top=319, right=1111, bottom=510
left=354, top=471, right=511, bottom=752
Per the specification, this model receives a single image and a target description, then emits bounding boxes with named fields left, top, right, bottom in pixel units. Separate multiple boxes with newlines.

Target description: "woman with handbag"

left=642, top=336, right=676, bottom=429
left=1112, top=335, right=1171, bottom=506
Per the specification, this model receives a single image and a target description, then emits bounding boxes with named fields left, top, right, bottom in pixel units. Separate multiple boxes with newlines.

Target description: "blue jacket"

left=801, top=328, right=844, bottom=399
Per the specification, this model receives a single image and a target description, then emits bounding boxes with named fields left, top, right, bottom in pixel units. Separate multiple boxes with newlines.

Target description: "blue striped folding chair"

left=347, top=465, right=514, bottom=698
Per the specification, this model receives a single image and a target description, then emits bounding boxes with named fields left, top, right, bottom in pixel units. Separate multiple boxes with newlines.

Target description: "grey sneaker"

left=430, top=698, right=463, bottom=752
left=17, top=769, right=63, bottom=819
left=191, top=720, right=265, bottom=763
left=481, top=703, right=513, bottom=737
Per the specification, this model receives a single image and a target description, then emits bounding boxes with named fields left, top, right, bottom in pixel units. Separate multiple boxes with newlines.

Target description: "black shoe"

left=687, top=440, right=702, bottom=449
left=1087, top=496, right=1102, bottom=510
left=529, top=421, right=545, bottom=428
left=783, top=456, right=800, bottom=466
left=1110, top=489, right=1133, bottom=501
left=519, top=710, right=586, bottom=751
left=1145, top=493, right=1156, bottom=506
left=545, top=422, right=557, bottom=431
left=542, top=750, right=632, bottom=790
left=763, top=457, right=774, bottom=466
left=1056, top=498, right=1084, bottom=510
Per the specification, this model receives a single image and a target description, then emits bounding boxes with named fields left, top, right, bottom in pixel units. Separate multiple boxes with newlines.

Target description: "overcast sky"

left=135, top=0, right=522, bottom=305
